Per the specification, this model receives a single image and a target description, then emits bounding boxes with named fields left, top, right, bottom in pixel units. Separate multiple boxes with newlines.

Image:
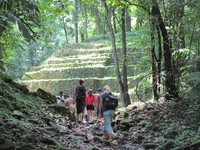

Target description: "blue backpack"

left=104, top=94, right=118, bottom=110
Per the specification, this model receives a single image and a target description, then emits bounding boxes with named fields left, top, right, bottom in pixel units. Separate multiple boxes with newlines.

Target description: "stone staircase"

left=22, top=44, right=137, bottom=96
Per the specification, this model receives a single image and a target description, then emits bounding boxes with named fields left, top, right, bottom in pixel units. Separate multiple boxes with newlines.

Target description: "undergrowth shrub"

left=157, top=122, right=200, bottom=149
left=184, top=56, right=200, bottom=123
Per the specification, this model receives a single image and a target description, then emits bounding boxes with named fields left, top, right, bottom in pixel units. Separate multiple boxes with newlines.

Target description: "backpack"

left=104, top=94, right=118, bottom=110
left=76, top=85, right=86, bottom=97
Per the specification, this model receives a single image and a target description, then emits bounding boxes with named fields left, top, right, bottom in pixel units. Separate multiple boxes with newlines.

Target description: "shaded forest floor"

left=0, top=76, right=200, bottom=150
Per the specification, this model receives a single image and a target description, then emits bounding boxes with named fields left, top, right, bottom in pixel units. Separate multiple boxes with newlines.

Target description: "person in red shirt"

left=85, top=89, right=96, bottom=123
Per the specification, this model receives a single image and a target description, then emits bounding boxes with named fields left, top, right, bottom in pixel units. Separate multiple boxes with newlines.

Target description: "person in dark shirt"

left=74, top=79, right=86, bottom=123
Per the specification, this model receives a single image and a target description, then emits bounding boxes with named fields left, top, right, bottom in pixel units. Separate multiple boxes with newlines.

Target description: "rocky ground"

left=0, top=76, right=200, bottom=150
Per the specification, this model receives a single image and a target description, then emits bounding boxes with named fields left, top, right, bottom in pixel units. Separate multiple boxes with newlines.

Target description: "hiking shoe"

left=89, top=121, right=94, bottom=124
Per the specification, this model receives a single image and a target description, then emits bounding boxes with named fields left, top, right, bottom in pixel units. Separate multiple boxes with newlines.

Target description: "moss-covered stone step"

left=58, top=47, right=144, bottom=57
left=22, top=77, right=137, bottom=95
left=30, top=61, right=107, bottom=72
left=44, top=55, right=110, bottom=65
left=54, top=52, right=111, bottom=59
left=54, top=47, right=113, bottom=56
left=22, top=65, right=137, bottom=80
left=22, top=44, right=142, bottom=96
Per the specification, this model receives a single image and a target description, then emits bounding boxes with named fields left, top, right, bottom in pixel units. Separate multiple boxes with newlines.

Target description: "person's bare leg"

left=91, top=110, right=94, bottom=122
left=104, top=133, right=109, bottom=140
left=108, top=134, right=113, bottom=142
left=88, top=110, right=91, bottom=122
left=78, top=113, right=83, bottom=122
left=80, top=113, right=83, bottom=122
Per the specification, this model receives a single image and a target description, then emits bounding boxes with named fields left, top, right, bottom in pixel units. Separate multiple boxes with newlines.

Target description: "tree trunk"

left=83, top=3, right=88, bottom=39
left=152, top=0, right=177, bottom=100
left=173, top=0, right=185, bottom=93
left=74, top=0, right=78, bottom=43
left=121, top=7, right=131, bottom=106
left=62, top=17, right=69, bottom=45
left=112, top=7, right=117, bottom=33
left=176, top=0, right=185, bottom=49
left=156, top=25, right=162, bottom=95
left=101, top=0, right=125, bottom=106
left=75, top=23, right=78, bottom=43
left=80, top=29, right=84, bottom=42
left=126, top=8, right=131, bottom=32
left=103, top=14, right=108, bottom=34
left=0, top=24, right=6, bottom=73
left=150, top=17, right=159, bottom=101
left=0, top=45, right=6, bottom=73
left=93, top=5, right=102, bottom=35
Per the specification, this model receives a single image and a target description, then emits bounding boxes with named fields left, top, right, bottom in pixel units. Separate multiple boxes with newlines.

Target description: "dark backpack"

left=104, top=94, right=118, bottom=110
left=76, top=85, right=86, bottom=97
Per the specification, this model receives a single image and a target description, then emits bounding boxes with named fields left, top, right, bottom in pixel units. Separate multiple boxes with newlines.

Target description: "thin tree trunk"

left=156, top=25, right=162, bottom=95
left=152, top=0, right=177, bottom=100
left=126, top=7, right=131, bottom=32
left=121, top=7, right=131, bottom=106
left=112, top=7, right=117, bottom=33
left=0, top=45, right=6, bottom=73
left=101, top=0, right=125, bottom=106
left=172, top=0, right=184, bottom=94
left=62, top=17, right=69, bottom=45
left=93, top=5, right=101, bottom=35
left=0, top=26, right=6, bottom=73
left=83, top=3, right=88, bottom=39
left=176, top=0, right=185, bottom=49
left=74, top=0, right=78, bottom=43
left=151, top=18, right=159, bottom=101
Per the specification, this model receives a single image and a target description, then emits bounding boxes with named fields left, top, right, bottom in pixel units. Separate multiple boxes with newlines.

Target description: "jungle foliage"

left=0, top=1, right=200, bottom=149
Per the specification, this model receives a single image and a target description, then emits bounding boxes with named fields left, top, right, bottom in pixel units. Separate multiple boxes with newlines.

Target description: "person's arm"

left=73, top=87, right=78, bottom=103
left=65, top=100, right=69, bottom=107
left=69, top=97, right=74, bottom=104
left=98, top=96, right=103, bottom=118
left=92, top=95, right=96, bottom=107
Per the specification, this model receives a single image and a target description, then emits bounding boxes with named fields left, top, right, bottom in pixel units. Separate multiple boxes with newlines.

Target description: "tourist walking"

left=85, top=89, right=96, bottom=123
left=74, top=79, right=86, bottom=123
left=99, top=85, right=116, bottom=142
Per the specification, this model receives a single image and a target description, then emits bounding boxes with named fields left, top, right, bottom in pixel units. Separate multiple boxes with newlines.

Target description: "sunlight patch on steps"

left=22, top=76, right=136, bottom=82
left=31, top=63, right=105, bottom=69
left=43, top=57, right=109, bottom=65
left=52, top=48, right=112, bottom=57
left=44, top=61, right=105, bottom=66
left=25, top=65, right=138, bottom=77
left=29, top=62, right=107, bottom=71
left=43, top=58, right=109, bottom=65
left=52, top=52, right=111, bottom=58
left=45, top=55, right=110, bottom=61
left=26, top=65, right=114, bottom=74
left=68, top=46, right=112, bottom=51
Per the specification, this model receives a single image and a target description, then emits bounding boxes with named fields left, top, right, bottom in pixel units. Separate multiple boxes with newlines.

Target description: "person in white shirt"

left=56, top=91, right=65, bottom=106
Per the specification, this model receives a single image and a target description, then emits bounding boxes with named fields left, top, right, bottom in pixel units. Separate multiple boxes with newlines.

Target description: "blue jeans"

left=103, top=110, right=115, bottom=134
